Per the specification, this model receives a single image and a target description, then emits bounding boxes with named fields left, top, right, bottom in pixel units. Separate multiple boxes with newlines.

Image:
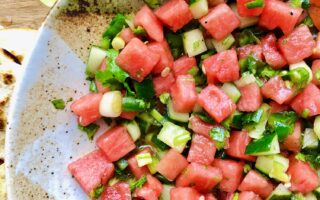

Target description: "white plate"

left=5, top=0, right=144, bottom=199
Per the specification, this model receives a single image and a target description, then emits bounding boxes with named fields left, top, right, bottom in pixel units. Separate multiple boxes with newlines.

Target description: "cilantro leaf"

left=51, top=99, right=65, bottom=109
left=78, top=123, right=100, bottom=140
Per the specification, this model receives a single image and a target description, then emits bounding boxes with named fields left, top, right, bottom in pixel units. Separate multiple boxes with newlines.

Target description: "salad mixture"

left=65, top=0, right=320, bottom=199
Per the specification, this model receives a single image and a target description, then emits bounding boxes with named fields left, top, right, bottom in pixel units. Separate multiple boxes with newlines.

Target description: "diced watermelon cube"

left=134, top=5, right=163, bottom=42
left=134, top=187, right=158, bottom=200
left=226, top=131, right=256, bottom=161
left=261, top=33, right=287, bottom=69
left=172, top=56, right=197, bottom=77
left=120, top=28, right=135, bottom=44
left=200, top=3, right=240, bottom=40
left=120, top=111, right=137, bottom=120
left=134, top=174, right=163, bottom=199
left=312, top=59, right=320, bottom=85
left=153, top=72, right=176, bottom=96
left=70, top=93, right=102, bottom=126
left=101, top=182, right=131, bottom=200
left=128, top=149, right=151, bottom=178
left=205, top=193, right=218, bottom=200
left=237, top=0, right=265, bottom=17
left=116, top=38, right=160, bottom=82
left=238, top=44, right=263, bottom=60
left=261, top=76, right=294, bottom=105
left=203, top=49, right=240, bottom=84
left=237, top=82, right=262, bottom=112
left=238, top=191, right=262, bottom=200
left=290, top=83, right=320, bottom=117
left=147, top=40, right=174, bottom=74
left=259, top=0, right=303, bottom=35
left=282, top=121, right=301, bottom=152
left=188, top=115, right=215, bottom=138
left=238, top=170, right=274, bottom=198
left=288, top=156, right=319, bottom=194
left=176, top=162, right=223, bottom=192
left=170, top=187, right=201, bottom=200
left=270, top=101, right=289, bottom=113
left=144, top=175, right=163, bottom=197
left=187, top=134, right=216, bottom=165
left=96, top=126, right=135, bottom=162
left=156, top=149, right=188, bottom=181
left=155, top=0, right=193, bottom=32
left=68, top=150, right=115, bottom=194
left=170, top=75, right=197, bottom=113
left=212, top=159, right=244, bottom=193
left=278, top=25, right=315, bottom=64
left=198, top=85, right=236, bottom=123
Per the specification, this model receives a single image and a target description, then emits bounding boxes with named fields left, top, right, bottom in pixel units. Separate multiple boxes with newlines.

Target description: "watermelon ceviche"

left=65, top=0, right=320, bottom=199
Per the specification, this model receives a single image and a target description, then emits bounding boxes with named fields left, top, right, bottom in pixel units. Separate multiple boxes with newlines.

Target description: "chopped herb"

left=238, top=29, right=260, bottom=46
left=143, top=0, right=161, bottom=9
left=288, top=67, right=310, bottom=89
left=245, top=0, right=264, bottom=9
left=165, top=30, right=183, bottom=59
left=116, top=159, right=129, bottom=171
left=187, top=66, right=199, bottom=76
left=302, top=16, right=314, bottom=27
left=89, top=184, right=105, bottom=199
left=129, top=175, right=147, bottom=191
left=133, top=76, right=155, bottom=100
left=89, top=80, right=98, bottom=93
left=240, top=55, right=278, bottom=79
left=103, top=14, right=127, bottom=40
left=51, top=99, right=65, bottom=109
left=95, top=49, right=129, bottom=90
left=78, top=123, right=100, bottom=140
left=267, top=111, right=297, bottom=141
left=209, top=127, right=230, bottom=150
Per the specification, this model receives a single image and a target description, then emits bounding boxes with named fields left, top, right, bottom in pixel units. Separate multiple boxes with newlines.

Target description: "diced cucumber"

left=86, top=46, right=106, bottom=76
left=267, top=184, right=292, bottom=200
left=221, top=82, right=241, bottom=103
left=136, top=153, right=153, bottom=167
left=245, top=104, right=271, bottom=139
left=302, top=128, right=319, bottom=150
left=189, top=0, right=209, bottom=19
left=313, top=116, right=320, bottom=140
left=182, top=29, right=207, bottom=57
left=289, top=61, right=313, bottom=84
left=255, top=155, right=289, bottom=182
left=245, top=133, right=280, bottom=156
left=305, top=193, right=317, bottom=200
left=137, top=112, right=159, bottom=133
left=211, top=34, right=235, bottom=53
left=160, top=185, right=174, bottom=200
left=267, top=112, right=297, bottom=141
left=157, top=122, right=191, bottom=152
left=147, top=155, right=160, bottom=174
left=123, top=120, right=141, bottom=141
left=99, top=91, right=122, bottom=117
left=234, top=73, right=257, bottom=88
left=230, top=3, right=259, bottom=29
left=167, top=99, right=190, bottom=122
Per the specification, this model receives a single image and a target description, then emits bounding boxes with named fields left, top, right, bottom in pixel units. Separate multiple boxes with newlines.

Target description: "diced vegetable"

left=160, top=185, right=174, bottom=200
left=209, top=127, right=230, bottom=150
left=245, top=103, right=270, bottom=139
left=182, top=29, right=207, bottom=57
left=302, top=128, right=319, bottom=150
left=157, top=122, right=191, bottom=152
left=230, top=3, right=259, bottom=29
left=167, top=98, right=189, bottom=122
left=234, top=73, right=256, bottom=88
left=267, top=184, right=292, bottom=200
left=99, top=91, right=122, bottom=118
left=122, top=97, right=149, bottom=112
left=103, top=14, right=127, bottom=40
left=255, top=155, right=289, bottom=182
left=86, top=46, right=106, bottom=76
left=210, top=34, right=235, bottom=53
left=221, top=83, right=241, bottom=103
left=111, top=37, right=125, bottom=50
left=189, top=0, right=209, bottom=19
left=136, top=153, right=153, bottom=167
left=314, top=116, right=320, bottom=139
left=245, top=133, right=280, bottom=156
left=267, top=111, right=297, bottom=141
left=123, top=120, right=141, bottom=142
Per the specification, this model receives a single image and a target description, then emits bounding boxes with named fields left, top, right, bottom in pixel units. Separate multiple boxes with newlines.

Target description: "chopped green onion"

left=151, top=134, right=170, bottom=151
left=133, top=76, right=155, bottom=100
left=100, top=37, right=110, bottom=50
left=238, top=29, right=260, bottom=47
left=100, top=91, right=122, bottom=117
left=51, top=99, right=65, bottom=109
left=136, top=153, right=153, bottom=167
left=173, top=134, right=192, bottom=146
left=78, top=123, right=100, bottom=140
left=159, top=93, right=170, bottom=104
left=89, top=184, right=105, bottom=199
left=209, top=127, right=230, bottom=150
left=150, top=109, right=166, bottom=124
left=89, top=80, right=98, bottom=93
left=289, top=67, right=310, bottom=89
left=116, top=159, right=128, bottom=171
left=133, top=26, right=147, bottom=37
left=122, top=97, right=149, bottom=112
left=129, top=175, right=147, bottom=191
left=187, top=66, right=199, bottom=76
left=245, top=0, right=264, bottom=9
